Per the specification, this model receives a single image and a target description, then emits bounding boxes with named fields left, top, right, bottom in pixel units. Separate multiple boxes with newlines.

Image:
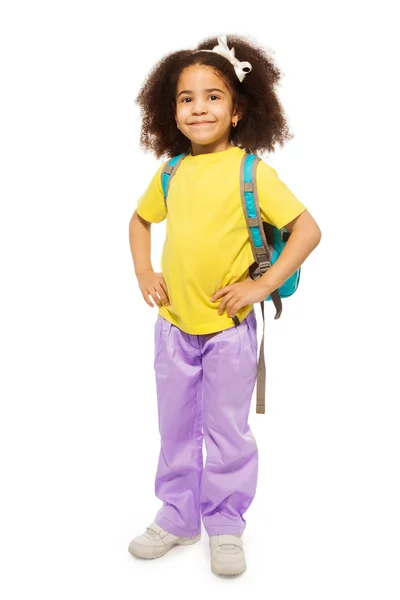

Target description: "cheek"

left=214, top=106, right=231, bottom=119
left=176, top=105, right=189, bottom=120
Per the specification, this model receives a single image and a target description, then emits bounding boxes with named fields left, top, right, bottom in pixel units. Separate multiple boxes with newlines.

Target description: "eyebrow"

left=177, top=88, right=226, bottom=99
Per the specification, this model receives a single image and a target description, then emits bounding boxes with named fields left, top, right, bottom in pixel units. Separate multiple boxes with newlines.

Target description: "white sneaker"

left=128, top=522, right=201, bottom=559
left=210, top=534, right=246, bottom=576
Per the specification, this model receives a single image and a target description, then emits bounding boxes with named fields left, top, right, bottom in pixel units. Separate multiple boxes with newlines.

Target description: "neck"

left=190, top=140, right=234, bottom=157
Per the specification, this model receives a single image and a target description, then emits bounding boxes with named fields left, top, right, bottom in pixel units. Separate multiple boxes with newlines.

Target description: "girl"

left=128, top=34, right=321, bottom=576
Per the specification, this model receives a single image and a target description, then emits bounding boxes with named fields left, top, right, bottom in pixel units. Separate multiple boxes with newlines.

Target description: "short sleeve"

left=136, top=162, right=168, bottom=224
left=256, top=160, right=307, bottom=229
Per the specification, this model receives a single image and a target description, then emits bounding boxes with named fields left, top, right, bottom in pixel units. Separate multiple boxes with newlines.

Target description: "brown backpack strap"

left=256, top=301, right=267, bottom=413
left=239, top=153, right=284, bottom=414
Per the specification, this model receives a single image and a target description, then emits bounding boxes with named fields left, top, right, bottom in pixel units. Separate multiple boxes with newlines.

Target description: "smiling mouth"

left=189, top=122, right=215, bottom=126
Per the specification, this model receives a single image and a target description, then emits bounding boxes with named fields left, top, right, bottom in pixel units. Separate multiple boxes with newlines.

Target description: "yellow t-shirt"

left=136, top=145, right=306, bottom=335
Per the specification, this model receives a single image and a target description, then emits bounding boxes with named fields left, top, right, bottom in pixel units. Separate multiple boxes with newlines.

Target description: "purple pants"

left=152, top=308, right=258, bottom=538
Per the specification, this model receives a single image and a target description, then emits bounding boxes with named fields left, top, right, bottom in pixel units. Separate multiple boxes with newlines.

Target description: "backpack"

left=160, top=151, right=301, bottom=414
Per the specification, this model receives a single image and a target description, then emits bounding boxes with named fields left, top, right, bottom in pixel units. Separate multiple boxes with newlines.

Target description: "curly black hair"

left=135, top=34, right=294, bottom=159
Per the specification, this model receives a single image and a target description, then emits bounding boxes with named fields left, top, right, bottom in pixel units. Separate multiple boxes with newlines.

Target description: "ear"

left=232, top=104, right=244, bottom=122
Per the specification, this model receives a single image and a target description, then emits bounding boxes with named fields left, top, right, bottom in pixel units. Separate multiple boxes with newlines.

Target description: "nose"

left=191, top=98, right=208, bottom=115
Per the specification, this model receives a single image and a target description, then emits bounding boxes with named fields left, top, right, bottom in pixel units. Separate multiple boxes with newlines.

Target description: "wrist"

left=135, top=267, right=154, bottom=277
left=257, top=273, right=275, bottom=296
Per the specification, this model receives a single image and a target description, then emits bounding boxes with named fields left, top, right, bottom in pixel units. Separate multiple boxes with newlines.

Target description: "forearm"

left=128, top=213, right=154, bottom=276
left=259, top=228, right=321, bottom=294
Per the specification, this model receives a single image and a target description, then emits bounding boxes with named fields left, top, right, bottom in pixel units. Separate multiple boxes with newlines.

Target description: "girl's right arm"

left=128, top=211, right=170, bottom=308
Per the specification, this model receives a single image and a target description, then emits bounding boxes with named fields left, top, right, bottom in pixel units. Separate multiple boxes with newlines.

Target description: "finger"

left=218, top=293, right=233, bottom=315
left=142, top=291, right=154, bottom=307
left=158, top=281, right=170, bottom=305
left=160, top=277, right=169, bottom=292
left=226, top=296, right=238, bottom=317
left=217, top=296, right=226, bottom=314
left=227, top=300, right=239, bottom=318
left=210, top=288, right=223, bottom=301
left=223, top=298, right=235, bottom=318
left=150, top=288, right=162, bottom=307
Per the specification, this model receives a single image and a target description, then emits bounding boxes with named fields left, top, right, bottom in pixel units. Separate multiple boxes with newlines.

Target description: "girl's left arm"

left=258, top=209, right=322, bottom=295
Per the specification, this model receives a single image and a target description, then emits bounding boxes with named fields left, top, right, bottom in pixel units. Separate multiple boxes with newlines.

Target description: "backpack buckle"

left=258, top=260, right=271, bottom=274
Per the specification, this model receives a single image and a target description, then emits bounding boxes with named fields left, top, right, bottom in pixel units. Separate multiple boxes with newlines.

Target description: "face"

left=175, top=65, right=242, bottom=156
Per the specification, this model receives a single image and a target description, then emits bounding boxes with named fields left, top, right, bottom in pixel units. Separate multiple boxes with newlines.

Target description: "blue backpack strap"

left=160, top=153, right=187, bottom=207
left=240, top=153, right=283, bottom=317
left=241, top=154, right=271, bottom=273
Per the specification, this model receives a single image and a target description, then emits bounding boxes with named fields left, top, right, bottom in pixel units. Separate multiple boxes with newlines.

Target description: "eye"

left=180, top=95, right=220, bottom=103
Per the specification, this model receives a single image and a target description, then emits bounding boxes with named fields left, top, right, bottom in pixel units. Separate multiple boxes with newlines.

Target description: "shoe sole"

left=211, top=563, right=247, bottom=576
left=128, top=534, right=201, bottom=559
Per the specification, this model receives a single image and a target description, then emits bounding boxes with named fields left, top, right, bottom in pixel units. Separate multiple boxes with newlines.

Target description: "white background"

left=1, top=1, right=399, bottom=598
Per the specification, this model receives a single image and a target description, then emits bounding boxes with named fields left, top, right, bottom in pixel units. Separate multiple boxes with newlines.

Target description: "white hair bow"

left=198, top=35, right=252, bottom=83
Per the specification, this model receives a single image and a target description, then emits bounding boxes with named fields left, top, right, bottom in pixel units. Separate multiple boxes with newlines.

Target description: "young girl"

left=128, top=34, right=321, bottom=576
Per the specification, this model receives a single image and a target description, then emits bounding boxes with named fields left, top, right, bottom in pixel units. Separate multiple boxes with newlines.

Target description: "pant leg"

left=199, top=309, right=258, bottom=537
left=153, top=315, right=203, bottom=537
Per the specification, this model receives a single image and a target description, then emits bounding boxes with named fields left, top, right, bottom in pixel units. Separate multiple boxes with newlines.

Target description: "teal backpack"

left=160, top=151, right=301, bottom=414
